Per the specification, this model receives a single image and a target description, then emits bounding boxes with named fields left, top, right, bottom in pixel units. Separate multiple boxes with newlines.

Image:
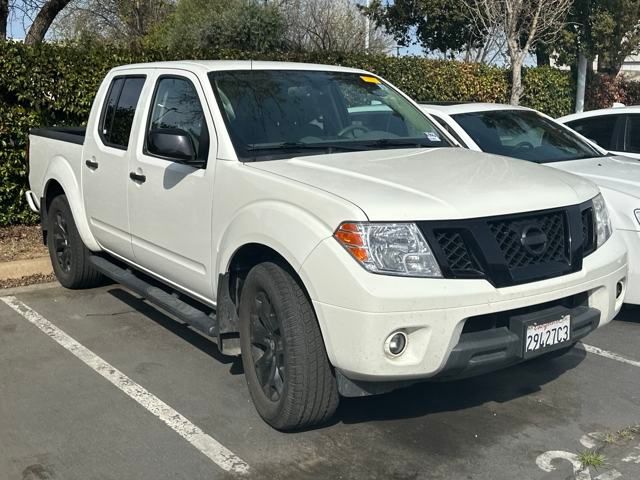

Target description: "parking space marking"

left=582, top=344, right=640, bottom=368
left=0, top=295, right=250, bottom=475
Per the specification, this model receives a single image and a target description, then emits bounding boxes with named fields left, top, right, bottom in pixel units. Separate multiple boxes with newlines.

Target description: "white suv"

left=558, top=106, right=640, bottom=159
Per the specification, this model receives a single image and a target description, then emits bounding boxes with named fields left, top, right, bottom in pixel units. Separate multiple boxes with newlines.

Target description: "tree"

left=148, top=0, right=286, bottom=52
left=53, top=0, right=174, bottom=46
left=464, top=0, right=572, bottom=105
left=1, top=0, right=74, bottom=42
left=554, top=0, right=640, bottom=75
left=363, top=0, right=484, bottom=57
left=0, top=0, right=8, bottom=39
left=283, top=0, right=391, bottom=53
left=24, top=0, right=73, bottom=44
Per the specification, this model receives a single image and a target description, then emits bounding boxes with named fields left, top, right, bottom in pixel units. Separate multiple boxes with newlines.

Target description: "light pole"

left=364, top=0, right=370, bottom=51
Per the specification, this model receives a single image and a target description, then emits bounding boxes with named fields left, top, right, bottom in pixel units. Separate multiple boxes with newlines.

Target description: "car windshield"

left=452, top=110, right=604, bottom=163
left=209, top=69, right=452, bottom=161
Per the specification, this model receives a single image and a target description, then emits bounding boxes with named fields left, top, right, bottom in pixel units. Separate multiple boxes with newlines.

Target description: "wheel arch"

left=41, top=159, right=100, bottom=251
left=215, top=241, right=321, bottom=356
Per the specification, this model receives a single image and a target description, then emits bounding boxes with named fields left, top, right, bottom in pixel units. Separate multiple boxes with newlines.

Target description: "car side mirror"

left=147, top=128, right=201, bottom=166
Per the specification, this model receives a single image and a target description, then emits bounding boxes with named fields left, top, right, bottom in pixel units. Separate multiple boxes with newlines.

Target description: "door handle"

left=85, top=159, right=99, bottom=170
left=129, top=172, right=146, bottom=183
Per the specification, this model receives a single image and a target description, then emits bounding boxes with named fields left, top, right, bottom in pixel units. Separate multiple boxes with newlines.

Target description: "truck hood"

left=551, top=155, right=640, bottom=199
left=248, top=148, right=599, bottom=221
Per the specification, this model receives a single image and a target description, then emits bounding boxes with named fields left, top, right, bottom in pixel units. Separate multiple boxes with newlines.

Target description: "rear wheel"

left=239, top=262, right=339, bottom=431
left=47, top=195, right=102, bottom=289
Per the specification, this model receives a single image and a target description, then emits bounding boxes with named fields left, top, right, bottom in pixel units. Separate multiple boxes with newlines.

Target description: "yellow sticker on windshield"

left=360, top=75, right=381, bottom=84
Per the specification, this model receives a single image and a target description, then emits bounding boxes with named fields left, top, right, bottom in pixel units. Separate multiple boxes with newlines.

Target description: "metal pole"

left=364, top=0, right=370, bottom=51
left=576, top=52, right=587, bottom=113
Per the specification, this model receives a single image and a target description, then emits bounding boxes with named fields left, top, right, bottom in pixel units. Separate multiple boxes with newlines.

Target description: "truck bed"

left=28, top=127, right=86, bottom=204
left=30, top=127, right=86, bottom=145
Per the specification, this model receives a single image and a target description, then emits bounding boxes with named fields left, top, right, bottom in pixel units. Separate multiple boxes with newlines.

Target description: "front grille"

left=435, top=231, right=479, bottom=273
left=419, top=199, right=593, bottom=288
left=582, top=207, right=596, bottom=256
left=489, top=211, right=568, bottom=269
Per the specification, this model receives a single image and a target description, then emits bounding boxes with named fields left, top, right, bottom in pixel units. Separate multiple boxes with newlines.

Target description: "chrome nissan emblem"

left=520, top=225, right=548, bottom=255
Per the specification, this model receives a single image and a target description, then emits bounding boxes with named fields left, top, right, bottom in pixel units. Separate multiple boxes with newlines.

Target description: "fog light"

left=385, top=331, right=407, bottom=357
left=616, top=281, right=624, bottom=299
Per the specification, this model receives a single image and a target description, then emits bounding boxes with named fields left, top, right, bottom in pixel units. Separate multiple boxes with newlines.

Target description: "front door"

left=128, top=71, right=216, bottom=301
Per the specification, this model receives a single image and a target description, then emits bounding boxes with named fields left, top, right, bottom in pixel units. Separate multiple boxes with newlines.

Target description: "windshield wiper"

left=246, top=142, right=365, bottom=152
left=360, top=138, right=444, bottom=149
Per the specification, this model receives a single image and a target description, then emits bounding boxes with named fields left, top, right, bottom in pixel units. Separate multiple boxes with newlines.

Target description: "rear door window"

left=100, top=76, right=146, bottom=149
left=566, top=115, right=618, bottom=150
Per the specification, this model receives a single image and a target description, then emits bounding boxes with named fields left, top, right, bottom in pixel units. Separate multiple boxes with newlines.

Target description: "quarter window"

left=100, top=76, right=145, bottom=149
left=146, top=77, right=209, bottom=162
left=626, top=115, right=640, bottom=153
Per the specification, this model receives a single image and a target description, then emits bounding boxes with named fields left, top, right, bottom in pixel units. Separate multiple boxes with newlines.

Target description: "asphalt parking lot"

left=1, top=282, right=639, bottom=480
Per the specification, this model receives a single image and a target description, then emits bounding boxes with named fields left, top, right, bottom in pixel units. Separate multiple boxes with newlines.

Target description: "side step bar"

left=90, top=256, right=217, bottom=337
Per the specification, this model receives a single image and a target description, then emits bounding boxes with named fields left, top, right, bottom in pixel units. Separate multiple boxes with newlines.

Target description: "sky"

left=9, top=14, right=27, bottom=40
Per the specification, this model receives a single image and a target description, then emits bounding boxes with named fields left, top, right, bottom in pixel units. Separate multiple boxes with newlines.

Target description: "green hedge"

left=0, top=42, right=578, bottom=225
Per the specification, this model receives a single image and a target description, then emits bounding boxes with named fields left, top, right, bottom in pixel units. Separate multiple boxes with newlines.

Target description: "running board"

left=90, top=256, right=217, bottom=337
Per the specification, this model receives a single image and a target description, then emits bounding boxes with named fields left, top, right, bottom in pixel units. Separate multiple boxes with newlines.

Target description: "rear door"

left=128, top=70, right=216, bottom=301
left=82, top=74, right=146, bottom=258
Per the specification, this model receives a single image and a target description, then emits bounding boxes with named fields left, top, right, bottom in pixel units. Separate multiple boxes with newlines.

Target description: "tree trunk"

left=24, top=0, right=72, bottom=45
left=0, top=0, right=8, bottom=40
left=510, top=56, right=524, bottom=105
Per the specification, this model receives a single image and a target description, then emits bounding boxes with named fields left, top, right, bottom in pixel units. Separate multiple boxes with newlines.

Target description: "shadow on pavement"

left=336, top=346, right=586, bottom=425
left=107, top=287, right=244, bottom=375
left=615, top=304, right=640, bottom=324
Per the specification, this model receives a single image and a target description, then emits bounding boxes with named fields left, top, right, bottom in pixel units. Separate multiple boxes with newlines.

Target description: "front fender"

left=216, top=200, right=341, bottom=288
left=43, top=157, right=100, bottom=251
left=599, top=187, right=640, bottom=232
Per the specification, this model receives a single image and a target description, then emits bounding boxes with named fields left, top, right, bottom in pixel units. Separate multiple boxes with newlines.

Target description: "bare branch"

left=462, top=0, right=572, bottom=104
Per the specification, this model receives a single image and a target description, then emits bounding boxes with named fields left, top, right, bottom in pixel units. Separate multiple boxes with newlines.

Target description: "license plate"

left=525, top=315, right=571, bottom=354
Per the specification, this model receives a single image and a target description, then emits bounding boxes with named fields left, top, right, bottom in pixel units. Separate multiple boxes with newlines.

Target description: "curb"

left=0, top=257, right=53, bottom=281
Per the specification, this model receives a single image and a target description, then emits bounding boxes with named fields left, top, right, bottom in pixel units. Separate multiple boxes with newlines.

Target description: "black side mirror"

left=147, top=128, right=200, bottom=165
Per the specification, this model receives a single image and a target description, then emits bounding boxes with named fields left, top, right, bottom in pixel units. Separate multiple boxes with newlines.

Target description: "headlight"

left=334, top=222, right=442, bottom=277
left=593, top=193, right=612, bottom=248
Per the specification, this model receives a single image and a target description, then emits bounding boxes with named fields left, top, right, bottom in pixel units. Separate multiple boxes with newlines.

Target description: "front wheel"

left=239, top=262, right=339, bottom=431
left=46, top=195, right=103, bottom=289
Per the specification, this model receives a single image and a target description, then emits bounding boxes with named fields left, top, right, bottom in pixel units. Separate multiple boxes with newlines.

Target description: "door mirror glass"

left=147, top=128, right=199, bottom=164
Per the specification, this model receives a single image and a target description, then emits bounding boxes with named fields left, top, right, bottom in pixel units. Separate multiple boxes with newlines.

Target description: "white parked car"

left=557, top=106, right=640, bottom=159
left=26, top=62, right=627, bottom=430
left=420, top=102, right=640, bottom=304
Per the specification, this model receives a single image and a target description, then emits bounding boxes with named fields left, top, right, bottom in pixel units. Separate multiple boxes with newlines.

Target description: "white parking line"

left=582, top=343, right=640, bottom=368
left=0, top=295, right=250, bottom=475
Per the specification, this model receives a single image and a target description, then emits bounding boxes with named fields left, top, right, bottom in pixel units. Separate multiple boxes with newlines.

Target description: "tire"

left=46, top=195, right=103, bottom=289
left=239, top=262, right=339, bottom=431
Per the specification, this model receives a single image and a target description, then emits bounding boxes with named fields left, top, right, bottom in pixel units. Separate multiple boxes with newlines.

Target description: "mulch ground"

left=0, top=225, right=48, bottom=263
left=0, top=273, right=56, bottom=289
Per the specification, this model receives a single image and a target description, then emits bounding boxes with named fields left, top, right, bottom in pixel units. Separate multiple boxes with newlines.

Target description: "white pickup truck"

left=27, top=60, right=627, bottom=431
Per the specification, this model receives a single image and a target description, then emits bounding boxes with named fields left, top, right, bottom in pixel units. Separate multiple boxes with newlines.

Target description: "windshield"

left=209, top=70, right=452, bottom=161
left=451, top=110, right=604, bottom=163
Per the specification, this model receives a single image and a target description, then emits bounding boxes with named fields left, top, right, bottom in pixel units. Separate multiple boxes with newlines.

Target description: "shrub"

left=0, top=41, right=616, bottom=225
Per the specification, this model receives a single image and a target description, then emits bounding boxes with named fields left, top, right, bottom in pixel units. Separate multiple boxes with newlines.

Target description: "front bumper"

left=300, top=231, right=627, bottom=383
left=617, top=229, right=640, bottom=304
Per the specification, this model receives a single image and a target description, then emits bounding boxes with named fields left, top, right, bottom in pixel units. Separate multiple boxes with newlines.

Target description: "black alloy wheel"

left=249, top=291, right=286, bottom=402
